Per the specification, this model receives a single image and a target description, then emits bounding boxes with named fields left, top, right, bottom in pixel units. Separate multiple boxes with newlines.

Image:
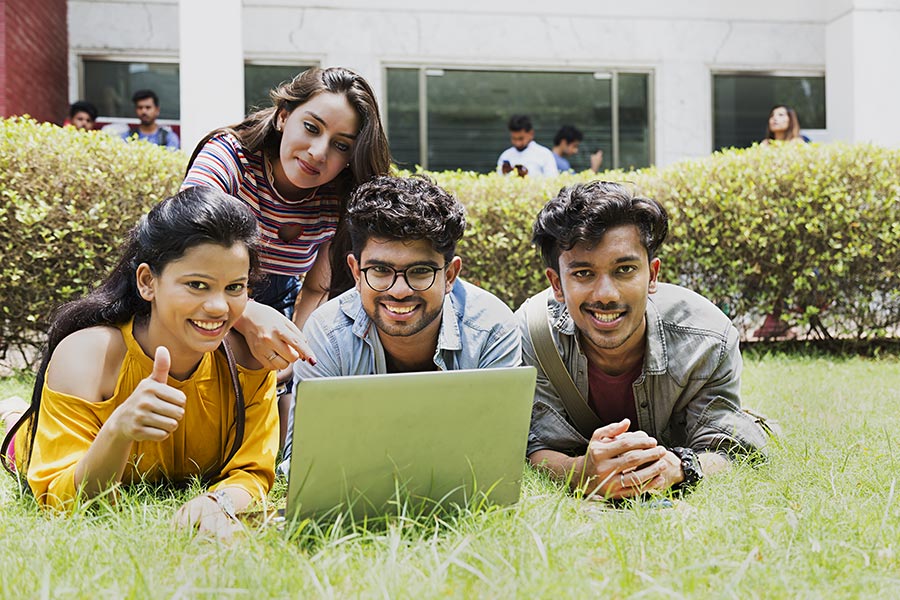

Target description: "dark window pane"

left=618, top=73, right=650, bottom=169
left=713, top=74, right=826, bottom=150
left=83, top=60, right=180, bottom=119
left=424, top=70, right=612, bottom=173
left=386, top=68, right=421, bottom=170
left=244, top=64, right=314, bottom=115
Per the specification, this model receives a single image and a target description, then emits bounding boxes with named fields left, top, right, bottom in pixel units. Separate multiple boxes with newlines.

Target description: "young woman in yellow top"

left=1, top=186, right=278, bottom=540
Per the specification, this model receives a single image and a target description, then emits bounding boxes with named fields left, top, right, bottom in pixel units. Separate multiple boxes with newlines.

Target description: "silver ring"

left=267, top=352, right=280, bottom=362
left=620, top=472, right=627, bottom=488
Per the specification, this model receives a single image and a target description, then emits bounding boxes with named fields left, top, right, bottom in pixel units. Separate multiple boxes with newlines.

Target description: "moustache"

left=582, top=302, right=628, bottom=312
left=375, top=294, right=422, bottom=304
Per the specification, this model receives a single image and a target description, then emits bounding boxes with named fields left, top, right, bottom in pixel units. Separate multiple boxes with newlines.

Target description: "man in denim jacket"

left=519, top=181, right=769, bottom=499
left=280, top=176, right=521, bottom=472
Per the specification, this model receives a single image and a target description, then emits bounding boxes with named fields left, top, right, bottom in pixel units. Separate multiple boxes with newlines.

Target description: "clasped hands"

left=579, top=418, right=683, bottom=500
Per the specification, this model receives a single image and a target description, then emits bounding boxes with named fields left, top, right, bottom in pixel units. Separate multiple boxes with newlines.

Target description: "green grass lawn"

left=1, top=352, right=898, bottom=598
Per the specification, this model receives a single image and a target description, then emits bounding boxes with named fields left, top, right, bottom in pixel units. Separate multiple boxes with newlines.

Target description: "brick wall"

left=1, top=0, right=68, bottom=124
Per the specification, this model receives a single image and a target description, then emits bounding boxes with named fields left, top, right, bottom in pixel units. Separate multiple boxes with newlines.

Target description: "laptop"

left=284, top=366, right=537, bottom=521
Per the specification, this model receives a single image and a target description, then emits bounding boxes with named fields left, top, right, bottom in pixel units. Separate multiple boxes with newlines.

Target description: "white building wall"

left=178, top=0, right=243, bottom=152
left=69, top=0, right=832, bottom=166
left=826, top=0, right=900, bottom=146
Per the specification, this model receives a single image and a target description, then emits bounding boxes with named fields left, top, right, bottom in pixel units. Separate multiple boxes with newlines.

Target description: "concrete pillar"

left=178, top=0, right=244, bottom=153
left=826, top=0, right=900, bottom=146
left=655, top=61, right=712, bottom=167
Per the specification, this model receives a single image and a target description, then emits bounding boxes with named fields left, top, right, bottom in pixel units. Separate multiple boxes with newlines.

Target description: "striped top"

left=182, top=132, right=341, bottom=277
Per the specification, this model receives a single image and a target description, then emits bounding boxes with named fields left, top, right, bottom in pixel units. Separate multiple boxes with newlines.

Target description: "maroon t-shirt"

left=587, top=360, right=642, bottom=429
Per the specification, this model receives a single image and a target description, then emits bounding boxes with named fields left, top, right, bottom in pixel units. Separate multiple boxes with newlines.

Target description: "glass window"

left=618, top=72, right=651, bottom=170
left=83, top=60, right=319, bottom=121
left=244, top=64, right=315, bottom=115
left=83, top=59, right=180, bottom=120
left=386, top=68, right=651, bottom=172
left=713, top=74, right=826, bottom=150
left=386, top=68, right=421, bottom=170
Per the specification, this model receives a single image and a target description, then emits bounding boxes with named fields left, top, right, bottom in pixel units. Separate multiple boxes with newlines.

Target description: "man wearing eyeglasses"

left=278, top=175, right=521, bottom=472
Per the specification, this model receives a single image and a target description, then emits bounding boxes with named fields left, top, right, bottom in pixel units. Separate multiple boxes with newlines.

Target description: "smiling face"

left=273, top=92, right=360, bottom=200
left=546, top=225, right=659, bottom=370
left=137, top=242, right=250, bottom=373
left=348, top=237, right=461, bottom=342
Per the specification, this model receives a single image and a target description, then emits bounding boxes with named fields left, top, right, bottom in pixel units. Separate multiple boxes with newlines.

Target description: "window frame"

left=77, top=53, right=182, bottom=125
left=383, top=63, right=655, bottom=170
left=710, top=68, right=827, bottom=150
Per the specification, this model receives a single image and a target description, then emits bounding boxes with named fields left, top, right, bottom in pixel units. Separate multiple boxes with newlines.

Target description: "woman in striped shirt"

left=183, top=67, right=391, bottom=443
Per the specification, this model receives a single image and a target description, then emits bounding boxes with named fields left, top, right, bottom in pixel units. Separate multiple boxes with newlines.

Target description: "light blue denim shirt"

left=518, top=283, right=770, bottom=459
left=279, top=279, right=522, bottom=472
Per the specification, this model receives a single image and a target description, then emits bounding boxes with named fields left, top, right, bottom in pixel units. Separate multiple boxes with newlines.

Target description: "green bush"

left=1, top=118, right=897, bottom=369
left=439, top=142, right=899, bottom=339
left=0, top=117, right=186, bottom=365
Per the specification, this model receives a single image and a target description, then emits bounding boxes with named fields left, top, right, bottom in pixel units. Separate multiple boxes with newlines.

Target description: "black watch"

left=670, top=446, right=704, bottom=491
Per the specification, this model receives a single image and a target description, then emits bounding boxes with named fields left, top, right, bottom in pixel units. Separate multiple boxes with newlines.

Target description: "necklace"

left=263, top=152, right=319, bottom=204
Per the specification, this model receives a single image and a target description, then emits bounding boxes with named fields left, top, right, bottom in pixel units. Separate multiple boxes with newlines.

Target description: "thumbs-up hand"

left=109, top=346, right=187, bottom=442
left=149, top=345, right=171, bottom=384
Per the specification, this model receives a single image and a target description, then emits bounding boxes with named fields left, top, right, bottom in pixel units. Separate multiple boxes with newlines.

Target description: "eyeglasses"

left=359, top=264, right=448, bottom=292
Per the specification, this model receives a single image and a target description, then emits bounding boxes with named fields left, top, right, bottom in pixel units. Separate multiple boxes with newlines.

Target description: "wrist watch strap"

left=670, top=446, right=704, bottom=491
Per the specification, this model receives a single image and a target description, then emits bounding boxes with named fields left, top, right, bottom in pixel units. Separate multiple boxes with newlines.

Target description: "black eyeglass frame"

left=359, top=263, right=449, bottom=292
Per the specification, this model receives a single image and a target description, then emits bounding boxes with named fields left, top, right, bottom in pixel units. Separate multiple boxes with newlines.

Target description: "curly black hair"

left=346, top=175, right=467, bottom=262
left=532, top=181, right=668, bottom=271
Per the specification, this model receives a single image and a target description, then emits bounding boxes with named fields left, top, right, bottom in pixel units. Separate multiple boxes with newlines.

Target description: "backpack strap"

left=525, top=288, right=602, bottom=438
left=216, top=337, right=245, bottom=475
left=157, top=127, right=168, bottom=147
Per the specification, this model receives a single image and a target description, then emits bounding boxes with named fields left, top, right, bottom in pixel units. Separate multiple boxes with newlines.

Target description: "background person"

left=761, top=105, right=809, bottom=145
left=755, top=103, right=810, bottom=337
left=66, top=101, right=98, bottom=130
left=120, top=89, right=181, bottom=150
left=496, top=115, right=558, bottom=177
left=0, top=187, right=278, bottom=541
left=182, top=67, right=392, bottom=445
left=552, top=125, right=603, bottom=173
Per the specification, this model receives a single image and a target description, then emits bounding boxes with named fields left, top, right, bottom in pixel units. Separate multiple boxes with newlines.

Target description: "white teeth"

left=589, top=311, right=623, bottom=323
left=385, top=305, right=415, bottom=314
left=192, top=320, right=223, bottom=331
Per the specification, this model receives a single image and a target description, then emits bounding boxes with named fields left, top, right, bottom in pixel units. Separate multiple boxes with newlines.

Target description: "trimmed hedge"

left=438, top=142, right=899, bottom=339
left=1, top=117, right=897, bottom=368
left=0, top=117, right=186, bottom=365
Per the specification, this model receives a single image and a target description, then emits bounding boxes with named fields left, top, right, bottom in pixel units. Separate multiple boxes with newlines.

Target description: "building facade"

left=56, top=0, right=900, bottom=169
left=1, top=0, right=67, bottom=125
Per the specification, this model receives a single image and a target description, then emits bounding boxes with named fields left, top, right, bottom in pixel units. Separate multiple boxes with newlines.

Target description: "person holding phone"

left=496, top=115, right=558, bottom=177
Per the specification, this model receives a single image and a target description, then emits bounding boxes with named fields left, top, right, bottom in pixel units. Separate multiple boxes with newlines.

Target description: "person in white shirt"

left=496, top=115, right=559, bottom=177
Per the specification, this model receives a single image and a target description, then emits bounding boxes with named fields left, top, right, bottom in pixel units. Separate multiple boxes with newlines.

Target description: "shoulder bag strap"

left=526, top=288, right=602, bottom=438
left=217, top=338, right=245, bottom=473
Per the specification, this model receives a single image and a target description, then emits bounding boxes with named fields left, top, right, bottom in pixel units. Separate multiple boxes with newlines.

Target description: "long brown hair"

left=186, top=66, right=392, bottom=296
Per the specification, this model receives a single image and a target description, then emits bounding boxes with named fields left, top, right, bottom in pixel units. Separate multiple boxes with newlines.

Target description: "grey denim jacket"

left=517, top=283, right=770, bottom=459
